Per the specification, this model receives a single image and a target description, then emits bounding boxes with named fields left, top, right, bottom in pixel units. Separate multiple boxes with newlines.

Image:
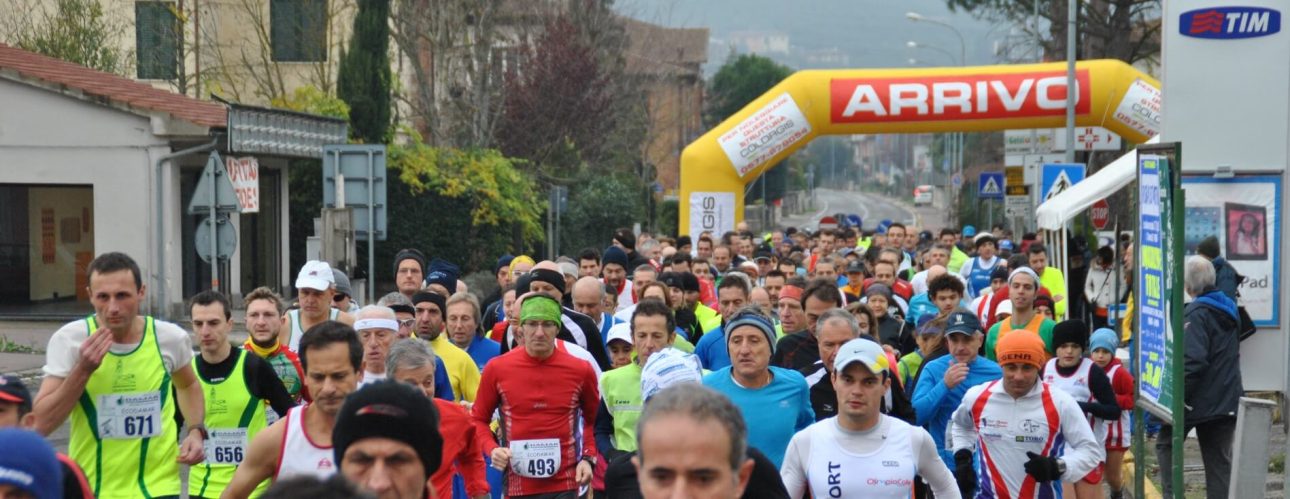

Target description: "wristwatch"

left=188, top=424, right=209, bottom=440
left=1055, top=458, right=1067, bottom=475
left=580, top=455, right=597, bottom=467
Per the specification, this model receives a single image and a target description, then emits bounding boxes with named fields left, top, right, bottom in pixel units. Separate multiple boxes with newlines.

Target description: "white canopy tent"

left=1035, top=136, right=1160, bottom=230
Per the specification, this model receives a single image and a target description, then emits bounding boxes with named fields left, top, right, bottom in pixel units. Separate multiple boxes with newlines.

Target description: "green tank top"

left=189, top=349, right=270, bottom=499
left=70, top=315, right=180, bottom=499
left=599, top=363, right=643, bottom=452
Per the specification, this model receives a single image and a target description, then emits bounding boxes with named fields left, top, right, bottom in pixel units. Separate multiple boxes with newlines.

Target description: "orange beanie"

left=995, top=331, right=1047, bottom=369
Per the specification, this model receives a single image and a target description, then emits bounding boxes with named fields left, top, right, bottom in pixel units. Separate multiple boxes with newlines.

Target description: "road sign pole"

left=209, top=172, right=218, bottom=291
left=368, top=149, right=377, bottom=305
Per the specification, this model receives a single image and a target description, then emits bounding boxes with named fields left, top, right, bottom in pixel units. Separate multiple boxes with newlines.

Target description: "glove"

left=1024, top=451, right=1063, bottom=482
left=953, top=449, right=975, bottom=499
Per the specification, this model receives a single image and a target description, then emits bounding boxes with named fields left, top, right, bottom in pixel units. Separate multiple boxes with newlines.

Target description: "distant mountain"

left=614, top=0, right=1011, bottom=74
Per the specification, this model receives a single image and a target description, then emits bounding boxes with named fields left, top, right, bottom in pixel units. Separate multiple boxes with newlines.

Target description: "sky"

left=614, top=0, right=1022, bottom=72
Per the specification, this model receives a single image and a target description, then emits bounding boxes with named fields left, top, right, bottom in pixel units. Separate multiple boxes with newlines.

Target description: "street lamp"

left=906, top=41, right=957, bottom=66
left=905, top=12, right=966, bottom=66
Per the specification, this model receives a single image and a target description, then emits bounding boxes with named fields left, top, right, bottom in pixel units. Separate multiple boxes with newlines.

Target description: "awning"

left=1035, top=135, right=1160, bottom=231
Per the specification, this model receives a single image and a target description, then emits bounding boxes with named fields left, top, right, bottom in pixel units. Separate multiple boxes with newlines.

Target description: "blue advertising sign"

left=1137, top=154, right=1172, bottom=411
left=978, top=172, right=1004, bottom=199
left=1180, top=7, right=1280, bottom=39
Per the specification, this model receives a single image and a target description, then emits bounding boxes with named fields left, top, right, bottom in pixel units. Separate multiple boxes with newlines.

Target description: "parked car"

left=913, top=185, right=934, bottom=206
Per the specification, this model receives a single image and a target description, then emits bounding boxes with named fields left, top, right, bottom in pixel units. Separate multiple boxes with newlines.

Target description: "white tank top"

left=287, top=308, right=340, bottom=352
left=1104, top=363, right=1132, bottom=448
left=806, top=417, right=917, bottom=499
left=1043, top=357, right=1107, bottom=442
left=275, top=405, right=336, bottom=480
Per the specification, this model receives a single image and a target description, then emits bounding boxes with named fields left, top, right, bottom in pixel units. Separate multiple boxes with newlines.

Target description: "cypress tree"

left=337, top=0, right=392, bottom=144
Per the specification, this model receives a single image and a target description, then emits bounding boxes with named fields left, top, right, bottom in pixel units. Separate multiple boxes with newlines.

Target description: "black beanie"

left=613, top=229, right=636, bottom=251
left=602, top=246, right=629, bottom=269
left=1052, top=320, right=1089, bottom=349
left=679, top=272, right=701, bottom=293
left=393, top=249, right=427, bottom=277
left=334, top=380, right=442, bottom=477
left=529, top=268, right=566, bottom=296
left=411, top=291, right=446, bottom=321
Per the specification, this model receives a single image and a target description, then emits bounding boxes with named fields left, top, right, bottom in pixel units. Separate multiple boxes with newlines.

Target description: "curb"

left=1123, top=451, right=1163, bottom=499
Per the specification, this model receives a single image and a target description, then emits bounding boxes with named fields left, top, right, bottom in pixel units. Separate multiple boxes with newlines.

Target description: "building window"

left=271, top=0, right=328, bottom=62
left=136, top=1, right=179, bottom=80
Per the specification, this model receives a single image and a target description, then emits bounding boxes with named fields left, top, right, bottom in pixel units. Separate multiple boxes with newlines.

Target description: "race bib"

left=510, top=438, right=561, bottom=478
left=205, top=428, right=249, bottom=465
left=97, top=392, right=162, bottom=439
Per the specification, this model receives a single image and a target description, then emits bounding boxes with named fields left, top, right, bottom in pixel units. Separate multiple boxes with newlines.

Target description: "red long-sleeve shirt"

left=431, top=399, right=489, bottom=499
left=1104, top=357, right=1135, bottom=409
left=471, top=347, right=600, bottom=496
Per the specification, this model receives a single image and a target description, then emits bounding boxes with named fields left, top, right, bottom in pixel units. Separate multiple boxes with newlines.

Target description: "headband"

left=354, top=318, right=400, bottom=331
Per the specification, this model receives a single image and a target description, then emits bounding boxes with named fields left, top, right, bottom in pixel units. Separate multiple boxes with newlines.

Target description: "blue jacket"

left=1184, top=288, right=1242, bottom=423
left=911, top=354, right=1002, bottom=470
left=694, top=324, right=730, bottom=370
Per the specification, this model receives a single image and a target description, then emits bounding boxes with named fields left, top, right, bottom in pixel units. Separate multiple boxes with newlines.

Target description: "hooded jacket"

left=1183, top=287, right=1243, bottom=423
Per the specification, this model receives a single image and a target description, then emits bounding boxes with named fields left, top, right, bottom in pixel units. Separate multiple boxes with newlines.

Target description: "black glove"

left=953, top=449, right=975, bottom=499
left=1024, top=451, right=1063, bottom=482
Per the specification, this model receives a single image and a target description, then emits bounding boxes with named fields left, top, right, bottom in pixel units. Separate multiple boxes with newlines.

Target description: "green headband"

left=520, top=295, right=562, bottom=324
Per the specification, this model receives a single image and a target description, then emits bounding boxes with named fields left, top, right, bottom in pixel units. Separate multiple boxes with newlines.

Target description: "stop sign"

left=1090, top=199, right=1110, bottom=229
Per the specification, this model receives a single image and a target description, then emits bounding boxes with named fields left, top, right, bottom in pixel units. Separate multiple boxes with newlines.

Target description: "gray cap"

left=333, top=269, right=354, bottom=298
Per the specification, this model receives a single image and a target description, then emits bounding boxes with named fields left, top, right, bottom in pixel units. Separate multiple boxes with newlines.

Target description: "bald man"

left=573, top=276, right=623, bottom=347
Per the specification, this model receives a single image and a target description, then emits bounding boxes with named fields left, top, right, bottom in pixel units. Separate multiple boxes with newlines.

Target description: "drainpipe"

left=154, top=139, right=219, bottom=319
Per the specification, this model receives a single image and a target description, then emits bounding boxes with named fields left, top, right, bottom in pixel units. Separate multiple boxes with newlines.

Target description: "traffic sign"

left=1041, top=163, right=1086, bottom=203
left=978, top=172, right=1004, bottom=199
left=188, top=151, right=242, bottom=215
left=195, top=215, right=237, bottom=263
left=1090, top=199, right=1111, bottom=229
left=951, top=173, right=963, bottom=188
left=1005, top=166, right=1025, bottom=187
left=1005, top=188, right=1032, bottom=217
left=1053, top=126, right=1122, bottom=151
left=322, top=145, right=388, bottom=241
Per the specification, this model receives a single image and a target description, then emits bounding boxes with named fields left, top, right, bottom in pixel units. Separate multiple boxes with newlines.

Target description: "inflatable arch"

left=679, top=59, right=1162, bottom=236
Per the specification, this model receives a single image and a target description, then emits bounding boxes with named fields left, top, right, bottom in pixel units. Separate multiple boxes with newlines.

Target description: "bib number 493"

left=526, top=458, right=556, bottom=477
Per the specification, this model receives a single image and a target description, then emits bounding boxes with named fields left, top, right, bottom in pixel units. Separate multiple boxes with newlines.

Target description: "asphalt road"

left=780, top=188, right=949, bottom=232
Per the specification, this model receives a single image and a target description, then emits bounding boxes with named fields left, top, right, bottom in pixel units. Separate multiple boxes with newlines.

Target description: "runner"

left=471, top=293, right=600, bottom=498
left=950, top=331, right=1104, bottom=498
left=0, top=429, right=64, bottom=499
left=960, top=234, right=1003, bottom=299
left=354, top=305, right=400, bottom=386
left=985, top=268, right=1056, bottom=360
left=693, top=272, right=754, bottom=370
left=378, top=292, right=456, bottom=401
left=634, top=385, right=755, bottom=499
left=243, top=287, right=309, bottom=407
left=221, top=321, right=364, bottom=497
left=0, top=375, right=94, bottom=499
left=572, top=276, right=623, bottom=347
left=801, top=309, right=914, bottom=424
left=393, top=248, right=429, bottom=299
left=910, top=311, right=1002, bottom=473
left=524, top=261, right=612, bottom=369
left=281, top=260, right=356, bottom=352
left=446, top=292, right=501, bottom=371
left=412, top=291, right=481, bottom=402
left=771, top=279, right=839, bottom=372
left=1027, top=243, right=1069, bottom=318
left=703, top=306, right=813, bottom=468
left=33, top=252, right=205, bottom=498
left=781, top=338, right=959, bottom=498
left=602, top=246, right=635, bottom=313
left=1041, top=320, right=1121, bottom=499
left=1088, top=328, right=1134, bottom=499
left=385, top=338, right=490, bottom=499
left=333, top=380, right=444, bottom=499
left=595, top=299, right=677, bottom=460
left=187, top=290, right=296, bottom=499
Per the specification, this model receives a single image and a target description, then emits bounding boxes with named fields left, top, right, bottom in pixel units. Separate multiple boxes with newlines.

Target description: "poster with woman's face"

left=1225, top=203, right=1268, bottom=260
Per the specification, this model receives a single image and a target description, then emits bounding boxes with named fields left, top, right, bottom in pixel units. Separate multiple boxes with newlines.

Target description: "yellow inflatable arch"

left=679, top=59, right=1161, bottom=236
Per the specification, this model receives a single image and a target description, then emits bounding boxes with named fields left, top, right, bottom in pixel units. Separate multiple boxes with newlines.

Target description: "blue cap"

left=424, top=258, right=460, bottom=290
left=999, top=240, right=1015, bottom=251
left=944, top=311, right=982, bottom=336
left=1090, top=328, right=1119, bottom=354
left=963, top=225, right=977, bottom=237
left=0, top=429, right=61, bottom=499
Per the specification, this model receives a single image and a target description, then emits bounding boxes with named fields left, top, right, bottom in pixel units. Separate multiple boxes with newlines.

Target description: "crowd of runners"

left=4, top=218, right=1199, bottom=499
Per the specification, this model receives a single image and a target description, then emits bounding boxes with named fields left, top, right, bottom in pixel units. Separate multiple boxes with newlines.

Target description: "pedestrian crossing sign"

left=1041, top=163, right=1086, bottom=202
left=978, top=172, right=1005, bottom=199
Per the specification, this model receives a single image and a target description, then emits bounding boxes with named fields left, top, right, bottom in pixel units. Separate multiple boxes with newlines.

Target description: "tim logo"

left=1181, top=7, right=1280, bottom=39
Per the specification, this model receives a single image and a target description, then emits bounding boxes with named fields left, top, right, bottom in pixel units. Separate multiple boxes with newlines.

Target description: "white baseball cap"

left=606, top=322, right=633, bottom=346
left=995, top=299, right=1014, bottom=318
left=832, top=338, right=889, bottom=375
left=296, top=260, right=335, bottom=291
left=640, top=348, right=704, bottom=401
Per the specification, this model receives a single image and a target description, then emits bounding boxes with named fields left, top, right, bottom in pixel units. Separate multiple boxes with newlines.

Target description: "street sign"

left=1005, top=166, right=1025, bottom=187
left=1090, top=199, right=1111, bottom=229
left=188, top=151, right=242, bottom=215
left=978, top=172, right=1004, bottom=199
left=1041, top=163, right=1086, bottom=203
left=226, top=156, right=260, bottom=213
left=322, top=145, right=388, bottom=241
left=1053, top=126, right=1122, bottom=151
left=195, top=215, right=237, bottom=263
left=1004, top=129, right=1055, bottom=155
left=1005, top=187, right=1032, bottom=217
left=951, top=173, right=963, bottom=188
